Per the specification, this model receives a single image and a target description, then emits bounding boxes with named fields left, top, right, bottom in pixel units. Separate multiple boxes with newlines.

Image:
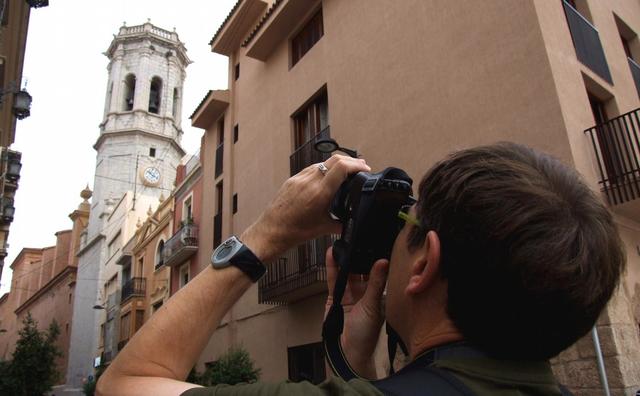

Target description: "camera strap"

left=323, top=166, right=412, bottom=380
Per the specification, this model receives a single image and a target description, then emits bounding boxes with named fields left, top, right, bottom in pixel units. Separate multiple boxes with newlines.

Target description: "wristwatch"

left=211, top=236, right=266, bottom=282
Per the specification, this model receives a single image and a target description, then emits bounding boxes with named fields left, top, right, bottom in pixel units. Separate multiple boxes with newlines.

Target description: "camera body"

left=330, top=167, right=413, bottom=274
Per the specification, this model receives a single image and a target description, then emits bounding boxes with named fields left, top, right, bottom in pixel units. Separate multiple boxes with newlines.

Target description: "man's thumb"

left=363, top=259, right=389, bottom=303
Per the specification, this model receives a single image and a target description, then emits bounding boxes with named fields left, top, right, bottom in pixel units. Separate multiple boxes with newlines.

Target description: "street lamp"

left=0, top=84, right=33, bottom=120
left=26, top=0, right=49, bottom=8
left=314, top=137, right=358, bottom=158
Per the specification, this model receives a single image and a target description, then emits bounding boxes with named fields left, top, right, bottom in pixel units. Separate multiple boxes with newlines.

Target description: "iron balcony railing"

left=213, top=213, right=222, bottom=248
left=163, top=223, right=198, bottom=267
left=629, top=57, right=640, bottom=98
left=585, top=107, right=640, bottom=205
left=562, top=0, right=612, bottom=84
left=259, top=235, right=337, bottom=304
left=121, top=277, right=146, bottom=303
left=290, top=127, right=331, bottom=176
left=215, top=142, right=224, bottom=178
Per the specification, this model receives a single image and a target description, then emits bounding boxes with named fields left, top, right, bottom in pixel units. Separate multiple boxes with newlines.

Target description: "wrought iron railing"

left=629, top=57, right=640, bottom=99
left=214, top=213, right=222, bottom=248
left=290, top=127, right=331, bottom=176
left=121, top=277, right=146, bottom=303
left=585, top=108, right=640, bottom=205
left=259, top=235, right=337, bottom=304
left=562, top=0, right=612, bottom=83
left=215, top=143, right=224, bottom=178
left=162, top=224, right=198, bottom=267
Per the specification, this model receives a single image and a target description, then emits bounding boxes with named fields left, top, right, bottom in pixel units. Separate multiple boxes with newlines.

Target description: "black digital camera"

left=329, top=167, right=414, bottom=274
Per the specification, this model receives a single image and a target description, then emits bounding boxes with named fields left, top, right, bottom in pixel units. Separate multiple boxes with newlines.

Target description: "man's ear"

left=405, top=231, right=441, bottom=295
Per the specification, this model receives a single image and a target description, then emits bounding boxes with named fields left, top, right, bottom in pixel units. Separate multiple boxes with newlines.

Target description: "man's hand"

left=325, top=247, right=389, bottom=379
left=243, top=154, right=370, bottom=262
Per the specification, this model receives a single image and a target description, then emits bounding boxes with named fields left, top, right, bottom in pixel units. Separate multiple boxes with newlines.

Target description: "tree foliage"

left=193, top=346, right=261, bottom=386
left=0, top=313, right=62, bottom=396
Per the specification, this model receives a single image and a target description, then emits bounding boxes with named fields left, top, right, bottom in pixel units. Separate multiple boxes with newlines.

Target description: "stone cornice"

left=76, top=233, right=105, bottom=258
left=93, top=129, right=186, bottom=157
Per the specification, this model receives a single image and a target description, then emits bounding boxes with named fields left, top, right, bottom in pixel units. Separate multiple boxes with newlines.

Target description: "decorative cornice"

left=93, top=129, right=186, bottom=158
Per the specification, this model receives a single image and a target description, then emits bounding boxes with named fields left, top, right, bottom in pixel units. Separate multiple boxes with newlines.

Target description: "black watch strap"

left=231, top=245, right=266, bottom=283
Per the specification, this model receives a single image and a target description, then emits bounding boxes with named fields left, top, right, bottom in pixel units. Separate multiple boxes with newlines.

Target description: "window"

left=216, top=183, right=223, bottom=216
left=120, top=312, right=131, bottom=341
left=155, top=241, right=164, bottom=269
left=218, top=118, right=225, bottom=145
left=123, top=74, right=136, bottom=111
left=232, top=193, right=238, bottom=214
left=149, top=76, right=162, bottom=114
left=233, top=124, right=239, bottom=143
left=135, top=310, right=145, bottom=333
left=149, top=147, right=156, bottom=157
left=68, top=292, right=72, bottom=304
left=107, top=231, right=122, bottom=259
left=0, top=58, right=5, bottom=96
left=172, top=87, right=180, bottom=118
left=183, top=196, right=193, bottom=222
left=291, top=10, right=324, bottom=66
left=294, top=91, right=328, bottom=149
left=178, top=264, right=190, bottom=289
left=1, top=0, right=9, bottom=26
left=234, top=63, right=240, bottom=80
left=288, top=343, right=325, bottom=384
left=589, top=93, right=622, bottom=185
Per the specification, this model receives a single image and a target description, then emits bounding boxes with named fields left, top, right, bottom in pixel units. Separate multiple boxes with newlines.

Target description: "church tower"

left=66, top=22, right=190, bottom=389
left=88, top=20, right=191, bottom=236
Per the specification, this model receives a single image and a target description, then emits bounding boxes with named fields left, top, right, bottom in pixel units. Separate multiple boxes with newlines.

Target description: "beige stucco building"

left=0, top=187, right=89, bottom=385
left=187, top=0, right=640, bottom=394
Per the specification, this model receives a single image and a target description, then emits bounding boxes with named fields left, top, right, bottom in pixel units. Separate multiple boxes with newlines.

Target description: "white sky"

left=0, top=0, right=238, bottom=293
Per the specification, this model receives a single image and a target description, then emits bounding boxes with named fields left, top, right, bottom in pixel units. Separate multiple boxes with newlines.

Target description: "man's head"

left=387, top=142, right=625, bottom=360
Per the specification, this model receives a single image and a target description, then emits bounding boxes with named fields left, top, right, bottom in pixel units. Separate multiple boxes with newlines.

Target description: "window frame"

left=290, top=9, right=324, bottom=67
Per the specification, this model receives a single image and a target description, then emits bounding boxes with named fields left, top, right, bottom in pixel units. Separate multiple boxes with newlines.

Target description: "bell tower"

left=66, top=21, right=190, bottom=389
left=87, top=20, right=191, bottom=236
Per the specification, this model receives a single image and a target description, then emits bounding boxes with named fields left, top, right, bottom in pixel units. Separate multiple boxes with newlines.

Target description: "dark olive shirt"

left=181, top=355, right=562, bottom=396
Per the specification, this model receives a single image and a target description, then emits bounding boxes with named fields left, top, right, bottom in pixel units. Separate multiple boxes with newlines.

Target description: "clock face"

left=142, top=167, right=161, bottom=185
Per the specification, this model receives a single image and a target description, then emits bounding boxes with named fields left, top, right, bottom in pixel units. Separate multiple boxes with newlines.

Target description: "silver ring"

left=318, top=162, right=329, bottom=175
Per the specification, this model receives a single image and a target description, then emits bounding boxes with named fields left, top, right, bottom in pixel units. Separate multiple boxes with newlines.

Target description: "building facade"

left=66, top=21, right=190, bottom=389
left=188, top=0, right=640, bottom=394
left=0, top=186, right=89, bottom=386
left=0, top=0, right=48, bottom=281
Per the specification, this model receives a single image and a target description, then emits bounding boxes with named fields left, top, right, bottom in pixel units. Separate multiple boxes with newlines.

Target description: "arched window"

left=123, top=74, right=136, bottom=111
left=149, top=76, right=162, bottom=114
left=155, top=240, right=164, bottom=269
left=172, top=87, right=180, bottom=119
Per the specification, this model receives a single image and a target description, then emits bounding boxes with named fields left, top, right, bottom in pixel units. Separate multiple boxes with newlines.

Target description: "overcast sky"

left=0, top=0, right=238, bottom=293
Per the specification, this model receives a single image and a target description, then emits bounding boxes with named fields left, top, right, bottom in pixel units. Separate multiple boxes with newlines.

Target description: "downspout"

left=591, top=326, right=611, bottom=396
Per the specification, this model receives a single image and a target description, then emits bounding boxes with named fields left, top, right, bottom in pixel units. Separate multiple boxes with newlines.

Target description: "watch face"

left=211, top=237, right=242, bottom=268
left=143, top=167, right=161, bottom=185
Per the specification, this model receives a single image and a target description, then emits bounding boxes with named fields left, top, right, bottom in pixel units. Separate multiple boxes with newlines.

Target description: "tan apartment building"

left=0, top=186, right=89, bottom=384
left=0, top=0, right=48, bottom=281
left=189, top=0, right=640, bottom=394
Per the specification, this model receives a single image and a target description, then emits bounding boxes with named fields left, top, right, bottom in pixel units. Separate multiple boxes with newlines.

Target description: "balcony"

left=629, top=58, right=640, bottom=98
left=163, top=224, right=198, bottom=268
left=215, top=142, right=224, bottom=178
left=585, top=108, right=640, bottom=211
left=562, top=0, right=612, bottom=84
left=290, top=127, right=331, bottom=176
left=213, top=213, right=222, bottom=248
left=259, top=235, right=336, bottom=304
left=120, top=277, right=146, bottom=303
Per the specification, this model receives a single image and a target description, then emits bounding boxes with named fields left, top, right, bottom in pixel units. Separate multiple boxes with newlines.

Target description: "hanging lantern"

left=13, top=90, right=32, bottom=120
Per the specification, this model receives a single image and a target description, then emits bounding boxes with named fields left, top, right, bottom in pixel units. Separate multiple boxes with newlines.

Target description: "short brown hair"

left=409, top=142, right=625, bottom=359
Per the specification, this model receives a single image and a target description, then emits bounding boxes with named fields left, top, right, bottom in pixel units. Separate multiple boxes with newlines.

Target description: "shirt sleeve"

left=180, top=377, right=383, bottom=396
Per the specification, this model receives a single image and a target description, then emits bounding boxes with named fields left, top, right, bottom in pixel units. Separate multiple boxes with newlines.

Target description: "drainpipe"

left=591, top=326, right=611, bottom=396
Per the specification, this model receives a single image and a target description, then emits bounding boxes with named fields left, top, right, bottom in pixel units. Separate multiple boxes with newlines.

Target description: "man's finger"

left=323, top=156, right=371, bottom=192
